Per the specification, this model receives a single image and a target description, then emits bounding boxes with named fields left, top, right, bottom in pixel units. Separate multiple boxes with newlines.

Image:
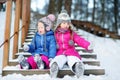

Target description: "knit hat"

left=55, top=10, right=71, bottom=30
left=38, top=14, right=56, bottom=31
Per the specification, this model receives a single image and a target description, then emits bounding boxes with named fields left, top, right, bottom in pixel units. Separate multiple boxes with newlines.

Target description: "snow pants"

left=27, top=55, right=49, bottom=69
left=50, top=55, right=84, bottom=73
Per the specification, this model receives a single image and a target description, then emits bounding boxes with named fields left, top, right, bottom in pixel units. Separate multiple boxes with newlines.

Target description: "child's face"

left=37, top=22, right=45, bottom=34
left=60, top=22, right=70, bottom=30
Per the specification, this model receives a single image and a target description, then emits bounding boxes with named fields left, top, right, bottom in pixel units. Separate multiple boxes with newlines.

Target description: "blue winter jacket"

left=28, top=30, right=57, bottom=58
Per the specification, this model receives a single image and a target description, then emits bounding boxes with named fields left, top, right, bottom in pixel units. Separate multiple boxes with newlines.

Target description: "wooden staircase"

left=2, top=26, right=105, bottom=77
left=72, top=20, right=120, bottom=39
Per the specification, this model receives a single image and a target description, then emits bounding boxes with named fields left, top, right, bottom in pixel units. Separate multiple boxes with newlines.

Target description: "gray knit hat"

left=55, top=10, right=71, bottom=30
left=38, top=14, right=56, bottom=31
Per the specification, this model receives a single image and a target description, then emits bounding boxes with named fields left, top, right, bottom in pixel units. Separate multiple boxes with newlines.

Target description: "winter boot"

left=34, top=54, right=44, bottom=69
left=18, top=54, right=29, bottom=69
left=74, top=62, right=84, bottom=78
left=50, top=62, right=59, bottom=78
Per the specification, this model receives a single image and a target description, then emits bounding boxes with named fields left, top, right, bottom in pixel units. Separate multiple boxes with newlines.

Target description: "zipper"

left=62, top=33, right=64, bottom=49
left=41, top=35, right=43, bottom=51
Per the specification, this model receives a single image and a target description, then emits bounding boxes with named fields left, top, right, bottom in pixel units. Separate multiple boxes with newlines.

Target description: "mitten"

left=87, top=42, right=94, bottom=53
left=34, top=54, right=41, bottom=62
left=49, top=58, right=53, bottom=62
left=23, top=45, right=29, bottom=51
left=88, top=42, right=94, bottom=50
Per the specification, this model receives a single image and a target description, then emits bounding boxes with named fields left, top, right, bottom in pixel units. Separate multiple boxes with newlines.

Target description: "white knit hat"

left=55, top=10, right=71, bottom=30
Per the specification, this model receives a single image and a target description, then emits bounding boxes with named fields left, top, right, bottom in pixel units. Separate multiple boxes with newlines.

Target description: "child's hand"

left=49, top=58, right=53, bottom=62
left=23, top=45, right=29, bottom=51
left=34, top=54, right=41, bottom=62
left=88, top=42, right=94, bottom=52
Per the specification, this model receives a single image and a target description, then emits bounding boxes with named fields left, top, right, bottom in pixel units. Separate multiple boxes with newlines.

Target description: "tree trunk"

left=92, top=0, right=96, bottom=23
left=0, top=3, right=3, bottom=11
left=114, top=0, right=118, bottom=34
left=48, top=0, right=55, bottom=14
left=100, top=0, right=105, bottom=28
left=57, top=0, right=63, bottom=13
left=64, top=0, right=72, bottom=16
left=86, top=0, right=89, bottom=20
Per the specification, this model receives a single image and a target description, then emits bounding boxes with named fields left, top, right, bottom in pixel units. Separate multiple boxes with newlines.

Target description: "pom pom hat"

left=55, top=10, right=71, bottom=31
left=38, top=14, right=56, bottom=31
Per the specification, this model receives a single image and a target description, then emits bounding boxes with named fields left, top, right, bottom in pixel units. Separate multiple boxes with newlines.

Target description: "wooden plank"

left=21, top=0, right=28, bottom=45
left=15, top=51, right=97, bottom=59
left=15, top=52, right=97, bottom=59
left=8, top=60, right=100, bottom=66
left=83, top=60, right=100, bottom=66
left=27, top=32, right=35, bottom=35
left=13, top=0, right=21, bottom=59
left=26, top=0, right=31, bottom=34
left=2, top=69, right=49, bottom=76
left=3, top=0, right=12, bottom=69
left=58, top=69, right=105, bottom=77
left=28, top=30, right=36, bottom=33
left=26, top=35, right=34, bottom=39
left=2, top=68, right=105, bottom=77
left=75, top=47, right=93, bottom=53
left=29, top=28, right=37, bottom=30
left=25, top=39, right=32, bottom=42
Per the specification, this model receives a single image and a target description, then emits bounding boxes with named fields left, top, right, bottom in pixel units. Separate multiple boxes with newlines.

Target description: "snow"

left=1, top=8, right=120, bottom=80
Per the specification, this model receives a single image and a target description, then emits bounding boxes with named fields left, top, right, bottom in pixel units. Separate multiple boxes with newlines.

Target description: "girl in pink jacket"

left=50, top=10, right=93, bottom=78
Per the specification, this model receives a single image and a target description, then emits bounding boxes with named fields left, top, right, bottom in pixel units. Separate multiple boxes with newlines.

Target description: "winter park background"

left=0, top=0, right=120, bottom=80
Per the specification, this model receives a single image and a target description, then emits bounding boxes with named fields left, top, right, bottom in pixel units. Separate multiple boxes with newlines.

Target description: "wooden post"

left=20, top=0, right=22, bottom=19
left=13, top=0, right=21, bottom=59
left=3, top=0, right=12, bottom=68
left=26, top=0, right=31, bottom=34
left=21, top=0, right=28, bottom=46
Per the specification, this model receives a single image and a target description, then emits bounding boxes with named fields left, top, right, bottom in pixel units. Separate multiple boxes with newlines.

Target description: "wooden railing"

left=72, top=20, right=120, bottom=39
left=0, top=0, right=31, bottom=69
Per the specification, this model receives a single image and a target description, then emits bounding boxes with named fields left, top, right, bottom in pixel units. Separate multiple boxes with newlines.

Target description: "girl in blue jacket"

left=18, top=14, right=57, bottom=69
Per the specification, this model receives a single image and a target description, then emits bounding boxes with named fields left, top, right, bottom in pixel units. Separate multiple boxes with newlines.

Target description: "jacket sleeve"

left=48, top=35, right=57, bottom=58
left=73, top=32, right=90, bottom=50
left=28, top=37, right=36, bottom=53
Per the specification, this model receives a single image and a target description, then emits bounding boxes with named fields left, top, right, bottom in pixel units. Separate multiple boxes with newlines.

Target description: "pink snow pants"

left=27, top=55, right=49, bottom=69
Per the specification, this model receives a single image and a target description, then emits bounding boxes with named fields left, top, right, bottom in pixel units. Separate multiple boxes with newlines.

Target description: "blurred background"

left=29, top=0, right=120, bottom=35
left=1, top=0, right=120, bottom=35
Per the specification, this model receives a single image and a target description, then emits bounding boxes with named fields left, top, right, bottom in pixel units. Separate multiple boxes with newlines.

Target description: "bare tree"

left=48, top=0, right=56, bottom=14
left=86, top=0, right=89, bottom=20
left=64, top=0, right=72, bottom=16
left=0, top=4, right=2, bottom=11
left=100, top=0, right=105, bottom=28
left=72, top=0, right=79, bottom=19
left=114, top=0, right=118, bottom=34
left=92, top=0, right=96, bottom=23
left=56, top=0, right=63, bottom=13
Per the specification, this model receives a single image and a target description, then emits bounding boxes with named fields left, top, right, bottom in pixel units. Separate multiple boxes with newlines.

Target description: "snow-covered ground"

left=1, top=11, right=120, bottom=80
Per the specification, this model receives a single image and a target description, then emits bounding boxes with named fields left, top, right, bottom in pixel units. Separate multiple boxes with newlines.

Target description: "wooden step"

left=15, top=52, right=97, bottom=59
left=26, top=35, right=34, bottom=39
left=9, top=58, right=100, bottom=66
left=25, top=39, right=32, bottom=42
left=75, top=47, right=93, bottom=53
left=28, top=30, right=36, bottom=33
left=26, top=34, right=84, bottom=40
left=19, top=46, right=90, bottom=52
left=29, top=28, right=36, bottom=30
left=2, top=66, right=105, bottom=77
left=27, top=32, right=35, bottom=35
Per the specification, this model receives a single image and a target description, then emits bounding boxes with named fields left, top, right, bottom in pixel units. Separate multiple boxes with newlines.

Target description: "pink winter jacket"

left=55, top=30, right=90, bottom=59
